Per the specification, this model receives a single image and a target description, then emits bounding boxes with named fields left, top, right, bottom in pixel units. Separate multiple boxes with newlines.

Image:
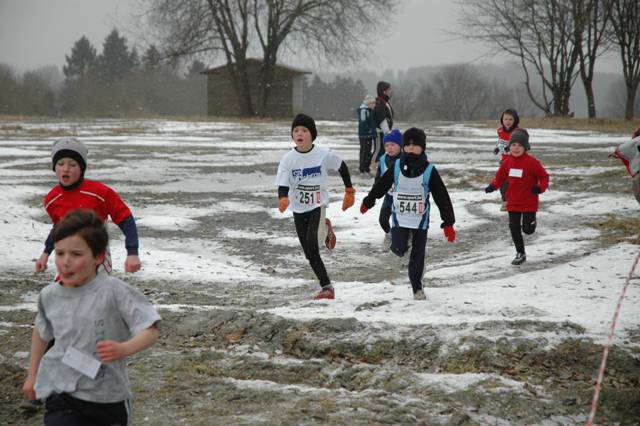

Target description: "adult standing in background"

left=372, top=81, right=394, bottom=168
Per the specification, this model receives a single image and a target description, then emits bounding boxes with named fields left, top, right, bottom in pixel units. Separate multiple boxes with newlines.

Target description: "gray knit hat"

left=509, top=129, right=530, bottom=151
left=52, top=137, right=88, bottom=172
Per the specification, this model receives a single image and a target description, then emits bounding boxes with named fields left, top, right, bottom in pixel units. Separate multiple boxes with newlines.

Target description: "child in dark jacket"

left=357, top=95, right=377, bottom=175
left=485, top=129, right=549, bottom=265
left=360, top=127, right=456, bottom=300
left=376, top=129, right=403, bottom=235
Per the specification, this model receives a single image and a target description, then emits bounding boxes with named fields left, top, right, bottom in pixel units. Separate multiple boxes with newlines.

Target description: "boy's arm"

left=490, top=161, right=508, bottom=189
left=535, top=160, right=550, bottom=192
left=23, top=328, right=49, bottom=400
left=362, top=168, right=394, bottom=209
left=116, top=215, right=141, bottom=273
left=96, top=325, right=159, bottom=363
left=338, top=161, right=353, bottom=188
left=277, top=186, right=289, bottom=212
left=429, top=168, right=455, bottom=226
left=35, top=230, right=54, bottom=272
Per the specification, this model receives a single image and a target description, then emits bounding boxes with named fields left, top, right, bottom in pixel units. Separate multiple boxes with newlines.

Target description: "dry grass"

left=473, top=117, right=639, bottom=135
left=586, top=214, right=640, bottom=246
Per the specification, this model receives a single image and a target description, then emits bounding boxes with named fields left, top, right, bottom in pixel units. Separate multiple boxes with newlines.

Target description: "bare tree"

left=574, top=0, right=613, bottom=118
left=459, top=0, right=582, bottom=117
left=609, top=0, right=640, bottom=120
left=142, top=0, right=395, bottom=117
left=417, top=64, right=493, bottom=121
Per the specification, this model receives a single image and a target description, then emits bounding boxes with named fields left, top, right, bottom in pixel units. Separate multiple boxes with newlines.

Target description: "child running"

left=276, top=114, right=355, bottom=300
left=493, top=109, right=520, bottom=211
left=485, top=129, right=549, bottom=265
left=360, top=127, right=456, bottom=300
left=23, top=210, right=160, bottom=426
left=35, top=137, right=141, bottom=274
left=376, top=129, right=403, bottom=236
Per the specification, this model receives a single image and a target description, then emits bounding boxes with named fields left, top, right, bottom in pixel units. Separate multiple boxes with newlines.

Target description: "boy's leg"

left=358, top=139, right=366, bottom=173
left=378, top=194, right=393, bottom=233
left=508, top=211, right=525, bottom=253
left=390, top=226, right=410, bottom=257
left=294, top=209, right=330, bottom=289
left=363, top=137, right=374, bottom=173
left=521, top=212, right=537, bottom=235
left=407, top=229, right=428, bottom=293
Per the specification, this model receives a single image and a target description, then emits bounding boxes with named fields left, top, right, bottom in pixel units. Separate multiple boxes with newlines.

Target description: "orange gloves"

left=443, top=225, right=456, bottom=242
left=342, top=187, right=355, bottom=211
left=278, top=197, right=289, bottom=213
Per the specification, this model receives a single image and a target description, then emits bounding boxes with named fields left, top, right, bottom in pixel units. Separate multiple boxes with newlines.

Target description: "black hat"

left=291, top=113, right=317, bottom=141
left=403, top=127, right=426, bottom=151
left=509, top=128, right=530, bottom=151
left=377, top=81, right=391, bottom=97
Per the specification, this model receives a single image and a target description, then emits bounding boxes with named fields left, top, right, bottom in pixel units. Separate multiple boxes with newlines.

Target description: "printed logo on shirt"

left=292, top=165, right=322, bottom=181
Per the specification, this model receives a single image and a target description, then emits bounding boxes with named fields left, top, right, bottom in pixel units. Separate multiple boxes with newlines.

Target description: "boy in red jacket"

left=35, top=137, right=141, bottom=274
left=493, top=109, right=520, bottom=211
left=485, top=129, right=549, bottom=265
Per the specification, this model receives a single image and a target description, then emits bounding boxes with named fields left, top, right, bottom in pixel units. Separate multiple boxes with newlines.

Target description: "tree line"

left=0, top=29, right=206, bottom=117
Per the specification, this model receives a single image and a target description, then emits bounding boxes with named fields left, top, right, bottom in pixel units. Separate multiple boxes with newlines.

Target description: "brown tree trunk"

left=584, top=80, right=596, bottom=118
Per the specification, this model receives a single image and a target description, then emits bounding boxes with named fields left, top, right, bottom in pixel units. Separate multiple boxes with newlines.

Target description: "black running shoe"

left=512, top=252, right=526, bottom=265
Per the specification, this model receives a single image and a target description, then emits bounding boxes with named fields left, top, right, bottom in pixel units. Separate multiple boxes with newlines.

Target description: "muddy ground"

left=0, top=120, right=639, bottom=425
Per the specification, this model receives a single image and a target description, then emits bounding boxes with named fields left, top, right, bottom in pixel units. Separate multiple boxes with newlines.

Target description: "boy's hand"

left=125, top=255, right=141, bottom=273
left=531, top=185, right=542, bottom=194
left=35, top=253, right=49, bottom=272
left=493, top=147, right=500, bottom=155
left=96, top=340, right=127, bottom=362
left=359, top=203, right=368, bottom=214
left=443, top=225, right=456, bottom=242
left=484, top=184, right=496, bottom=193
left=342, top=187, right=355, bottom=211
left=278, top=197, right=289, bottom=213
left=22, top=375, right=36, bottom=400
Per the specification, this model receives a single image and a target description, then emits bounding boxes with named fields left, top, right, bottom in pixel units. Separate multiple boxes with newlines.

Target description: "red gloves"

left=360, top=204, right=368, bottom=214
left=342, top=187, right=355, bottom=211
left=278, top=197, right=289, bottom=213
left=443, top=225, right=456, bottom=242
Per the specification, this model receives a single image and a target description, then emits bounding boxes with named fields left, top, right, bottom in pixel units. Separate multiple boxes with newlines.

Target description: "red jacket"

left=497, top=127, right=517, bottom=161
left=44, top=179, right=132, bottom=225
left=491, top=153, right=549, bottom=212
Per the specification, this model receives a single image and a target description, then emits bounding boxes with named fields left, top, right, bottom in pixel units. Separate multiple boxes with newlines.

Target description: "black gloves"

left=493, top=147, right=500, bottom=155
left=531, top=186, right=542, bottom=194
left=485, top=184, right=496, bottom=193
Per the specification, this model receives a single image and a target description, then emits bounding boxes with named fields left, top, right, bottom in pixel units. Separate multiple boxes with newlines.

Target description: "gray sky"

left=0, top=0, right=621, bottom=74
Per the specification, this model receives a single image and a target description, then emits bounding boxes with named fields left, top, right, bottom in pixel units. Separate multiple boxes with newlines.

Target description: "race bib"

left=509, top=168, right=523, bottom=178
left=62, top=346, right=101, bottom=379
left=396, top=193, right=425, bottom=215
left=297, top=184, right=321, bottom=205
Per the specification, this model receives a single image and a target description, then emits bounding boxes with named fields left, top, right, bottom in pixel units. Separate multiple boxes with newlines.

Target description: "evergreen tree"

left=142, top=45, right=162, bottom=70
left=63, top=36, right=97, bottom=81
left=97, top=28, right=136, bottom=83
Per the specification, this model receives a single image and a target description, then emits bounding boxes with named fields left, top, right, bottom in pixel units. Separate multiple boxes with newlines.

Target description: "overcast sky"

left=0, top=0, right=621, bottom=74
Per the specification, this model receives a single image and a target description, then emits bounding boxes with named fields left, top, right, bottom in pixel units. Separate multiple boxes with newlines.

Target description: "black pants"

left=44, top=393, right=128, bottom=426
left=508, top=211, right=537, bottom=254
left=359, top=138, right=374, bottom=173
left=293, top=207, right=330, bottom=289
left=390, top=227, right=428, bottom=293
left=379, top=194, right=393, bottom=233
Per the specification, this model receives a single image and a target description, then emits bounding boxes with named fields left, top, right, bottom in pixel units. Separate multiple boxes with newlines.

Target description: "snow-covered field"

left=0, top=118, right=638, bottom=424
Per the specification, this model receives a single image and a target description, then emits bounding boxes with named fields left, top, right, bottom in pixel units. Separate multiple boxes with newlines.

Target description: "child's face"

left=502, top=114, right=515, bottom=130
left=54, top=234, right=104, bottom=288
left=55, top=157, right=82, bottom=186
left=367, top=100, right=376, bottom=109
left=509, top=142, right=525, bottom=157
left=403, top=144, right=423, bottom=155
left=384, top=142, right=400, bottom=157
left=292, top=126, right=313, bottom=151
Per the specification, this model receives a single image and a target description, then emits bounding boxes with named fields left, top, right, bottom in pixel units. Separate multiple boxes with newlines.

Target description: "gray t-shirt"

left=34, top=271, right=161, bottom=403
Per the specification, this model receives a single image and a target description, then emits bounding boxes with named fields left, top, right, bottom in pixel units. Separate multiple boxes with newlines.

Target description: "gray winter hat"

left=51, top=137, right=88, bottom=172
left=509, top=129, right=530, bottom=151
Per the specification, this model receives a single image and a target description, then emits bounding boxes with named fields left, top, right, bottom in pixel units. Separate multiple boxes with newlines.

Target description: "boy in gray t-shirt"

left=23, top=210, right=160, bottom=426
